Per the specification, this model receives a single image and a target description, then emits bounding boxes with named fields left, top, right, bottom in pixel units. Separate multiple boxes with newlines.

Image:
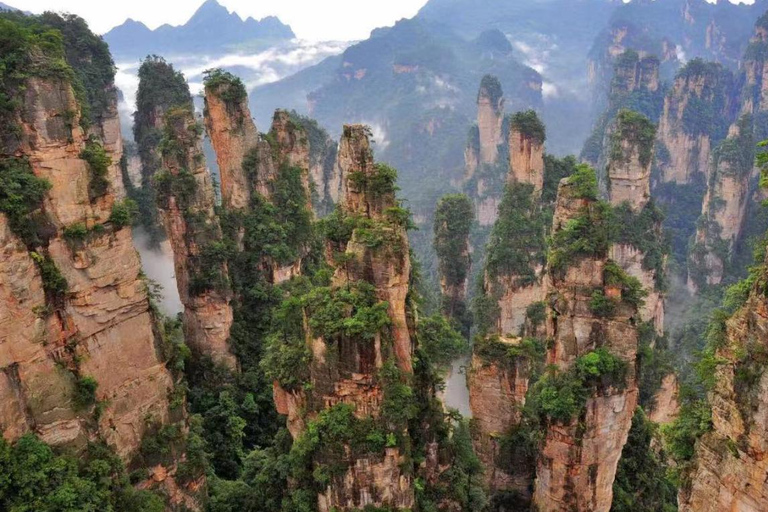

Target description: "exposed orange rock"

left=157, top=107, right=237, bottom=370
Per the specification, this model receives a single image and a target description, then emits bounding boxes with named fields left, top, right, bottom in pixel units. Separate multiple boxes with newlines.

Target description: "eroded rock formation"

left=533, top=175, right=641, bottom=512
left=679, top=250, right=768, bottom=511
left=156, top=105, right=237, bottom=369
left=1, top=54, right=174, bottom=463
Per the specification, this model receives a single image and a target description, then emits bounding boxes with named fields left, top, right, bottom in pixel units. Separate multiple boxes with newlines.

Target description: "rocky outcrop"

left=434, top=194, right=473, bottom=329
left=533, top=176, right=640, bottom=512
left=156, top=106, right=236, bottom=369
left=509, top=119, right=544, bottom=193
left=655, top=60, right=733, bottom=184
left=203, top=75, right=258, bottom=210
left=476, top=75, right=505, bottom=166
left=1, top=67, right=174, bottom=462
left=607, top=111, right=665, bottom=332
left=648, top=373, right=680, bottom=425
left=679, top=250, right=768, bottom=511
left=468, top=337, right=532, bottom=494
left=464, top=76, right=507, bottom=227
left=688, top=118, right=754, bottom=292
left=273, top=125, right=416, bottom=511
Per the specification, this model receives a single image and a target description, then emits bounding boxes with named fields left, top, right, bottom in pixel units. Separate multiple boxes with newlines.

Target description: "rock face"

left=509, top=123, right=544, bottom=193
left=648, top=373, right=680, bottom=425
left=274, top=125, right=416, bottom=511
left=156, top=106, right=237, bottom=369
left=203, top=78, right=258, bottom=210
left=607, top=111, right=665, bottom=332
left=468, top=337, right=533, bottom=494
left=476, top=75, right=505, bottom=166
left=1, top=71, right=174, bottom=462
left=655, top=60, right=733, bottom=184
left=464, top=76, right=506, bottom=227
left=688, top=118, right=754, bottom=292
left=679, top=251, right=768, bottom=511
left=533, top=178, right=640, bottom=512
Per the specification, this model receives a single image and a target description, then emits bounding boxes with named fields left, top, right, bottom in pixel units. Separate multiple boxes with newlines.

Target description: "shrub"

left=567, top=164, right=599, bottom=200
left=80, top=139, right=111, bottom=200
left=416, top=314, right=468, bottom=367
left=63, top=222, right=88, bottom=241
left=510, top=110, right=546, bottom=144
left=30, top=251, right=68, bottom=302
left=73, top=375, right=98, bottom=408
left=109, top=199, right=138, bottom=228
left=0, top=157, right=52, bottom=245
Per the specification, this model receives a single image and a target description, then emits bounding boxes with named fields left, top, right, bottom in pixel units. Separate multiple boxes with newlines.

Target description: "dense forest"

left=3, top=2, right=768, bottom=511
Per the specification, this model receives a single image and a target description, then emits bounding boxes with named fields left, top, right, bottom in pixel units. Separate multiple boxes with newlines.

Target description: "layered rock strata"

left=533, top=177, right=640, bottom=512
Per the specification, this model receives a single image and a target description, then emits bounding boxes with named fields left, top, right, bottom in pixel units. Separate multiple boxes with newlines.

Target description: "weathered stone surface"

left=648, top=373, right=680, bottom=425
left=477, top=83, right=504, bottom=166
left=533, top=177, right=640, bottom=512
left=2, top=73, right=177, bottom=463
left=158, top=108, right=237, bottom=369
left=680, top=262, right=768, bottom=511
left=203, top=82, right=258, bottom=209
left=468, top=341, right=532, bottom=493
left=509, top=126, right=544, bottom=193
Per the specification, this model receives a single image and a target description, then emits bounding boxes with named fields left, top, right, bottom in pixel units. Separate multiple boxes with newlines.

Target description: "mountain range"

left=103, top=0, right=295, bottom=60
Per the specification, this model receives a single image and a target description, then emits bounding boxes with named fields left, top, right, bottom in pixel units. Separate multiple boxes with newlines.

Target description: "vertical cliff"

left=655, top=59, right=733, bottom=185
left=156, top=105, right=236, bottom=369
left=203, top=70, right=257, bottom=210
left=464, top=75, right=507, bottom=227
left=0, top=14, right=177, bottom=465
left=468, top=111, right=549, bottom=502
left=434, top=193, right=473, bottom=333
left=607, top=110, right=666, bottom=331
left=688, top=116, right=754, bottom=292
left=582, top=50, right=664, bottom=177
left=678, top=248, right=768, bottom=511
left=533, top=167, right=642, bottom=512
left=132, top=56, right=193, bottom=245
left=268, top=125, right=417, bottom=511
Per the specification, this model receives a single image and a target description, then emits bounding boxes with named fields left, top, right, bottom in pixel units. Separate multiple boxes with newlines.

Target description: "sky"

left=18, top=0, right=431, bottom=41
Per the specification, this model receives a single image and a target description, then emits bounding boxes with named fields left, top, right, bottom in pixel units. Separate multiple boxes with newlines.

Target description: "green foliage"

left=0, top=13, right=73, bottom=150
left=610, top=109, right=657, bottom=169
left=478, top=74, right=503, bottom=108
left=485, top=182, right=547, bottom=285
left=30, top=252, right=68, bottom=303
left=62, top=222, right=88, bottom=241
left=525, top=301, right=547, bottom=331
left=304, top=283, right=391, bottom=341
left=542, top=154, right=577, bottom=205
left=662, top=397, right=712, bottom=465
left=0, top=157, right=52, bottom=246
left=604, top=260, right=648, bottom=308
left=349, top=163, right=399, bottom=199
left=38, top=12, right=116, bottom=128
left=416, top=314, right=468, bottom=367
left=475, top=336, right=545, bottom=370
left=204, top=68, right=247, bottom=107
left=613, top=201, right=669, bottom=291
left=73, top=376, right=98, bottom=409
left=548, top=201, right=614, bottom=277
left=132, top=55, right=192, bottom=242
left=261, top=296, right=312, bottom=391
left=0, top=434, right=164, bottom=512
left=529, top=349, right=628, bottom=424
left=433, top=194, right=472, bottom=286
left=109, top=199, right=138, bottom=228
left=567, top=163, right=599, bottom=199
left=80, top=139, right=111, bottom=200
left=289, top=403, right=388, bottom=487
left=380, top=360, right=419, bottom=432
left=510, top=109, right=546, bottom=144
left=589, top=289, right=616, bottom=317
left=612, top=408, right=678, bottom=512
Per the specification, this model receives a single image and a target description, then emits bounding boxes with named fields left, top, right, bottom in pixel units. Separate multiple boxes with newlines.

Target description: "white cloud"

left=542, top=82, right=559, bottom=99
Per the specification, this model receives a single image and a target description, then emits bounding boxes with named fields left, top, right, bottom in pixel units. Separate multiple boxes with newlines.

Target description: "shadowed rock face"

left=679, top=248, right=768, bottom=511
left=533, top=178, right=640, bottom=512
left=157, top=106, right=237, bottom=370
left=1, top=72, right=174, bottom=462
left=509, top=125, right=544, bottom=193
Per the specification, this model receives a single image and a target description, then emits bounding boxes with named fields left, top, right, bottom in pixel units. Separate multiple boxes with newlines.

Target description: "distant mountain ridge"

left=104, top=0, right=294, bottom=59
